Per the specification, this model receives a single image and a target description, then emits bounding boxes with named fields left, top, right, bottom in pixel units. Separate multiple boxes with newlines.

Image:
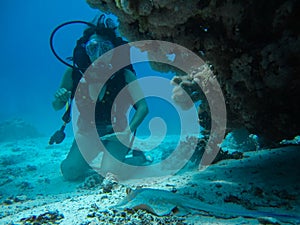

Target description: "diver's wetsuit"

left=61, top=69, right=134, bottom=181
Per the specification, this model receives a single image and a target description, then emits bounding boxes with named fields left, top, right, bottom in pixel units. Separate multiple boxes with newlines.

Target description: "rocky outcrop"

left=0, top=119, right=42, bottom=142
left=86, top=0, right=300, bottom=142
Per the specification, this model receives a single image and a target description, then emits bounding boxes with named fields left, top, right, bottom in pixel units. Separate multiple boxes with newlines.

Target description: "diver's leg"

left=60, top=126, right=105, bottom=181
left=100, top=140, right=129, bottom=180
left=60, top=140, right=92, bottom=181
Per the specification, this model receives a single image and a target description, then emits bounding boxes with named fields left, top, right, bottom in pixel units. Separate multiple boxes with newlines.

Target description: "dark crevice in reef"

left=87, top=0, right=300, bottom=142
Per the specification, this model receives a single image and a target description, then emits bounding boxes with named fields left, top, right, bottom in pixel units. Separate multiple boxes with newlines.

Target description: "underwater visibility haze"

left=0, top=0, right=299, bottom=224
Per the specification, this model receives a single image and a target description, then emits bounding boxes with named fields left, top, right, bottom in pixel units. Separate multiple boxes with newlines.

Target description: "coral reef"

left=0, top=118, right=42, bottom=142
left=171, top=64, right=213, bottom=130
left=178, top=135, right=244, bottom=171
left=280, top=135, right=300, bottom=145
left=86, top=0, right=300, bottom=142
left=88, top=208, right=188, bottom=224
left=20, top=210, right=64, bottom=224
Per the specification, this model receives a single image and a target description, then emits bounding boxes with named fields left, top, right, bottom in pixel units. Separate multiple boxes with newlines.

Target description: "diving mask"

left=85, top=39, right=114, bottom=61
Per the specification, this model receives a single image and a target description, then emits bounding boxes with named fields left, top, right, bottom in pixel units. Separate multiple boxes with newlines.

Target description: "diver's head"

left=85, top=33, right=114, bottom=62
left=74, top=15, right=126, bottom=66
left=80, top=20, right=118, bottom=62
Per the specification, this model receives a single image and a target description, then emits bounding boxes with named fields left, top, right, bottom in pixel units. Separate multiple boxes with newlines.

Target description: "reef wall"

left=86, top=0, right=300, bottom=142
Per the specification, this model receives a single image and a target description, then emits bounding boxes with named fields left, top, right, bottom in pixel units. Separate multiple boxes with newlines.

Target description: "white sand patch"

left=0, top=137, right=299, bottom=224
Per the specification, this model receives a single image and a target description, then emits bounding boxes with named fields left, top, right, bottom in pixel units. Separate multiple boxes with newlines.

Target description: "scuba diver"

left=51, top=14, right=149, bottom=181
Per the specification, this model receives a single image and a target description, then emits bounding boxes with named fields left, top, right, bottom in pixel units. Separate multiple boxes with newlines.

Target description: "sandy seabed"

left=0, top=136, right=299, bottom=225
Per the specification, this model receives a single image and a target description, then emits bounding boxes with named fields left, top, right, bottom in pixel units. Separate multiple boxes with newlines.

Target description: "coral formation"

left=91, top=207, right=187, bottom=224
left=170, top=64, right=220, bottom=132
left=86, top=0, right=300, bottom=142
left=20, top=210, right=64, bottom=224
left=0, top=118, right=42, bottom=142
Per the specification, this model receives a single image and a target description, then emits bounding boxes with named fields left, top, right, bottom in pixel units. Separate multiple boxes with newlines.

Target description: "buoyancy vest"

left=94, top=69, right=133, bottom=130
left=71, top=36, right=136, bottom=132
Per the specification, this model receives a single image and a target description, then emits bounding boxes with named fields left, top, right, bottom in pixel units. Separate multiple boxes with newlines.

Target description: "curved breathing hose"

left=49, top=21, right=96, bottom=145
left=49, top=20, right=96, bottom=69
left=49, top=16, right=119, bottom=145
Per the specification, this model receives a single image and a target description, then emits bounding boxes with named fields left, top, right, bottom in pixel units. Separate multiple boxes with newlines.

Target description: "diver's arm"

left=52, top=68, right=73, bottom=111
left=101, top=70, right=148, bottom=143
left=124, top=69, right=149, bottom=133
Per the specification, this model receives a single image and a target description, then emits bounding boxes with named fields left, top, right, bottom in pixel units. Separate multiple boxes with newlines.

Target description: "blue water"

left=0, top=2, right=299, bottom=224
left=0, top=0, right=200, bottom=138
left=0, top=1, right=101, bottom=136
